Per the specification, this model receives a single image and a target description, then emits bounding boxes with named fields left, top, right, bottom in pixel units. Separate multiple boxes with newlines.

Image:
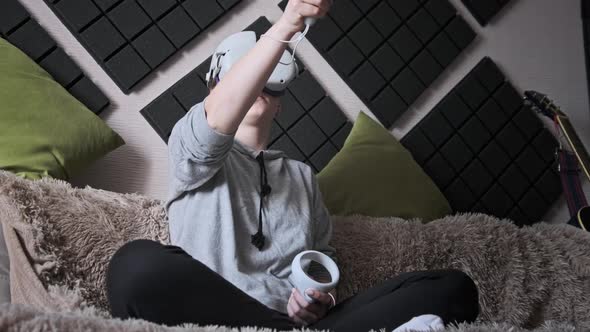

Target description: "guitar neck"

left=558, top=116, right=590, bottom=182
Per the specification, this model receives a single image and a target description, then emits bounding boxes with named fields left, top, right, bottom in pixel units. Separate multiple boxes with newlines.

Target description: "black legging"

left=107, top=240, right=479, bottom=331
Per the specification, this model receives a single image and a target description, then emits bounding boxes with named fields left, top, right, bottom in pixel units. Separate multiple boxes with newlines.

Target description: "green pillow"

left=318, top=112, right=451, bottom=221
left=0, top=38, right=124, bottom=180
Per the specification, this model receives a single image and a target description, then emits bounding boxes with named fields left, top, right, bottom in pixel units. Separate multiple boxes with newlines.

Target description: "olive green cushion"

left=318, top=112, right=451, bottom=221
left=0, top=38, right=124, bottom=180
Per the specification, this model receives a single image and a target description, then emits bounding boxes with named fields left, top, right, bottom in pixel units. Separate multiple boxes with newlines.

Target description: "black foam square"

left=171, top=70, right=208, bottom=110
left=306, top=15, right=343, bottom=52
left=350, top=62, right=387, bottom=100
left=461, top=159, right=494, bottom=197
left=182, top=0, right=223, bottom=29
left=351, top=0, right=380, bottom=13
left=410, top=49, right=443, bottom=86
left=158, top=6, right=200, bottom=48
left=68, top=76, right=110, bottom=114
left=462, top=0, right=501, bottom=26
left=496, top=122, right=527, bottom=159
left=532, top=130, right=559, bottom=164
left=459, top=116, right=491, bottom=153
left=420, top=111, right=454, bottom=149
left=7, top=20, right=56, bottom=61
left=105, top=45, right=151, bottom=90
left=387, top=0, right=420, bottom=19
left=132, top=25, right=175, bottom=68
left=535, top=169, right=562, bottom=203
left=441, top=135, right=474, bottom=172
left=402, top=129, right=436, bottom=165
left=55, top=0, right=101, bottom=31
left=370, top=44, right=404, bottom=81
left=310, top=142, right=339, bottom=171
left=81, top=17, right=126, bottom=60
left=499, top=164, right=530, bottom=201
left=513, top=106, right=544, bottom=141
left=456, top=75, right=488, bottom=110
left=348, top=19, right=382, bottom=57
left=474, top=57, right=505, bottom=92
left=476, top=98, right=508, bottom=135
left=445, top=178, right=476, bottom=212
left=268, top=121, right=284, bottom=146
left=108, top=0, right=151, bottom=40
left=277, top=91, right=306, bottom=129
left=389, top=25, right=422, bottom=62
left=507, top=206, right=529, bottom=226
left=94, top=0, right=121, bottom=11
left=288, top=71, right=325, bottom=110
left=39, top=48, right=82, bottom=87
left=141, top=93, right=186, bottom=141
left=493, top=82, right=523, bottom=117
left=391, top=67, right=425, bottom=105
left=270, top=121, right=283, bottom=145
left=427, top=31, right=460, bottom=68
left=288, top=115, right=329, bottom=156
left=519, top=189, right=547, bottom=223
left=309, top=98, right=348, bottom=137
left=444, top=15, right=476, bottom=50
left=330, top=0, right=363, bottom=31
left=371, top=87, right=407, bottom=128
left=136, top=0, right=177, bottom=20
left=516, top=147, right=546, bottom=183
left=367, top=2, right=402, bottom=37
left=218, top=0, right=240, bottom=10
left=479, top=140, right=510, bottom=178
left=0, top=0, right=29, bottom=35
left=439, top=93, right=472, bottom=129
left=407, top=8, right=439, bottom=44
left=424, top=0, right=455, bottom=26
left=481, top=184, right=513, bottom=218
left=271, top=135, right=305, bottom=162
left=424, top=152, right=456, bottom=189
left=327, top=37, right=365, bottom=76
left=331, top=122, right=353, bottom=149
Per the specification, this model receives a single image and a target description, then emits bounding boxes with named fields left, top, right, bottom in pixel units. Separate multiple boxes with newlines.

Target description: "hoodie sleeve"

left=306, top=175, right=337, bottom=282
left=167, top=102, right=234, bottom=207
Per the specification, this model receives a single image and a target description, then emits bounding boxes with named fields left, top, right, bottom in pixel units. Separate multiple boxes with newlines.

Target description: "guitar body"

left=568, top=206, right=590, bottom=231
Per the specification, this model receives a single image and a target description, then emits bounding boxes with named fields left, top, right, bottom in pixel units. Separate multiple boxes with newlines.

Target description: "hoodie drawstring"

left=252, top=152, right=271, bottom=251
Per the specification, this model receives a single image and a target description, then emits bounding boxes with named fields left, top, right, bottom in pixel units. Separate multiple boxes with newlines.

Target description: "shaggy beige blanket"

left=0, top=171, right=589, bottom=331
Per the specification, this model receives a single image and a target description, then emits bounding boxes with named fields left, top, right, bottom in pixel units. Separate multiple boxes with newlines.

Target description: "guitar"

left=524, top=91, right=590, bottom=231
left=524, top=91, right=590, bottom=182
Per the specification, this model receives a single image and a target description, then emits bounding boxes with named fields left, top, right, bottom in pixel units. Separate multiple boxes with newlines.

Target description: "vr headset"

left=205, top=31, right=298, bottom=96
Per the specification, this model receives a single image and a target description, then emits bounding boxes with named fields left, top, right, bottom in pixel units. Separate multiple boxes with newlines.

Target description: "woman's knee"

left=440, top=269, right=479, bottom=322
left=106, top=239, right=167, bottom=317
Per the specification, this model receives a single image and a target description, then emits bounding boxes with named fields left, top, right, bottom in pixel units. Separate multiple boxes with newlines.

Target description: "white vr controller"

left=206, top=31, right=298, bottom=96
left=288, top=250, right=340, bottom=303
left=206, top=17, right=319, bottom=96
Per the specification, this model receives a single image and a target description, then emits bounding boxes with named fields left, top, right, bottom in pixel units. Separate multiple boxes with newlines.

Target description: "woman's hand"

left=277, top=0, right=333, bottom=35
left=287, top=288, right=334, bottom=326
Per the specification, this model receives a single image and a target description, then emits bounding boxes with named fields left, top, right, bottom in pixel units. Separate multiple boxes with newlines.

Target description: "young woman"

left=106, top=1, right=480, bottom=330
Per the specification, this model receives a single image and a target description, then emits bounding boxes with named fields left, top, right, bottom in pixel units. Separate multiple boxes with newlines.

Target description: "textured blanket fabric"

left=0, top=304, right=578, bottom=332
left=0, top=171, right=589, bottom=331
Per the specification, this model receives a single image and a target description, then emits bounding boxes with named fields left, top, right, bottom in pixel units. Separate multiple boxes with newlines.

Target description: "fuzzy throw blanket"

left=0, top=171, right=589, bottom=331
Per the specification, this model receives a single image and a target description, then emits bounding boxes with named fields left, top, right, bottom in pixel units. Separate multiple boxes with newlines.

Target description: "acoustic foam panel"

left=42, top=0, right=241, bottom=94
left=140, top=17, right=353, bottom=173
left=401, top=57, right=562, bottom=226
left=0, top=0, right=109, bottom=114
left=462, top=0, right=513, bottom=26
left=278, top=0, right=476, bottom=128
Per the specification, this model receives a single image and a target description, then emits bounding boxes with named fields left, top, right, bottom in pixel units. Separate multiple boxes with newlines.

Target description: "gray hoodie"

left=166, top=102, right=336, bottom=313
